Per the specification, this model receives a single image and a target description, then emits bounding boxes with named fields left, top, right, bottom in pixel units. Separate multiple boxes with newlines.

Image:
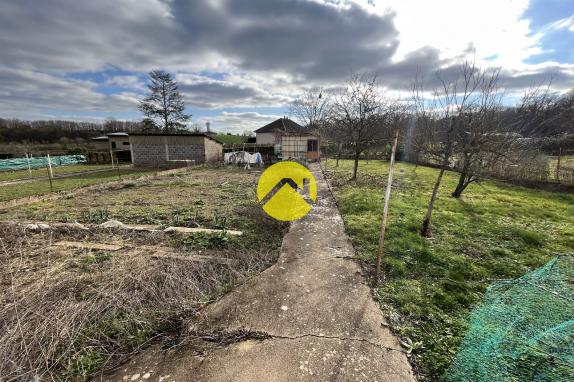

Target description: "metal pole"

left=375, top=129, right=399, bottom=283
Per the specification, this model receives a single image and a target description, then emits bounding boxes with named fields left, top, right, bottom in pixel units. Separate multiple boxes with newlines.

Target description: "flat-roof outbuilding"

left=129, top=132, right=223, bottom=167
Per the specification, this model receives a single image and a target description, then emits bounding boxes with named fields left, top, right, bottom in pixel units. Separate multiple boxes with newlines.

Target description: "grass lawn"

left=0, top=168, right=155, bottom=202
left=0, top=164, right=112, bottom=182
left=324, top=160, right=574, bottom=381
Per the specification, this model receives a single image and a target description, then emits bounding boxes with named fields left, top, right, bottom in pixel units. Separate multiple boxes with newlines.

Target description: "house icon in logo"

left=257, top=162, right=317, bottom=221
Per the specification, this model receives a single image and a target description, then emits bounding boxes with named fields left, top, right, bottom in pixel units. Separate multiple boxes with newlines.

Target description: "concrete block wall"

left=168, top=144, right=205, bottom=162
left=130, top=135, right=223, bottom=167
left=131, top=144, right=167, bottom=166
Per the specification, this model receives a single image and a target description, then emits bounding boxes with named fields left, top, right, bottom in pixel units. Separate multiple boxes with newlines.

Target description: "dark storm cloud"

left=0, top=68, right=137, bottom=117
left=498, top=67, right=574, bottom=90
left=0, top=0, right=183, bottom=72
left=178, top=78, right=290, bottom=108
left=221, top=0, right=400, bottom=79
left=0, top=0, right=573, bottom=117
left=0, top=0, right=400, bottom=79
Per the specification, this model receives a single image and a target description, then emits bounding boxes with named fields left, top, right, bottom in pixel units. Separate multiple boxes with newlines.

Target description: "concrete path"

left=100, top=163, right=415, bottom=382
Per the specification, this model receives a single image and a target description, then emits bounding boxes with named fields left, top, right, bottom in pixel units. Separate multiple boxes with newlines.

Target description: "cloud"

left=0, top=0, right=400, bottom=79
left=177, top=74, right=291, bottom=108
left=104, top=75, right=145, bottom=91
left=0, top=0, right=180, bottom=72
left=197, top=111, right=283, bottom=134
left=0, top=68, right=139, bottom=118
left=373, top=0, right=540, bottom=69
left=548, top=15, right=574, bottom=32
left=0, top=0, right=573, bottom=121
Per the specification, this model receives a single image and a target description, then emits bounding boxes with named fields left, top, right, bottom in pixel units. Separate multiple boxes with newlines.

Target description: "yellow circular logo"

left=257, top=162, right=317, bottom=221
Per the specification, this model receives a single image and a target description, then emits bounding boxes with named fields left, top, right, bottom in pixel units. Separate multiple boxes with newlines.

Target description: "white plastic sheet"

left=224, top=151, right=264, bottom=168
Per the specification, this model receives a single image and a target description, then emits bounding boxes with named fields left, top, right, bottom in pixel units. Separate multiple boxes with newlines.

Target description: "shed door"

left=307, top=139, right=318, bottom=152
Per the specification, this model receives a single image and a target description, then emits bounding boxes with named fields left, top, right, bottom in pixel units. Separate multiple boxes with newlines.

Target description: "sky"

left=0, top=0, right=573, bottom=134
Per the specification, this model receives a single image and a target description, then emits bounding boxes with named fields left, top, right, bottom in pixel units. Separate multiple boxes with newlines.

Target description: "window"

left=307, top=139, right=318, bottom=152
left=123, top=141, right=129, bottom=145
left=111, top=142, right=116, bottom=149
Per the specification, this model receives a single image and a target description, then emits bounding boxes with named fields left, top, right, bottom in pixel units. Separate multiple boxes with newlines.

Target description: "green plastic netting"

left=0, top=155, right=86, bottom=172
left=445, top=254, right=574, bottom=382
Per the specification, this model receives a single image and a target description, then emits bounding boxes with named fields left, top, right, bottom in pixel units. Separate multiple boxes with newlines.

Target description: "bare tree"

left=449, top=65, right=507, bottom=197
left=191, top=123, right=203, bottom=133
left=139, top=70, right=190, bottom=131
left=329, top=73, right=388, bottom=180
left=290, top=87, right=332, bottom=130
left=415, top=61, right=486, bottom=235
left=318, top=119, right=346, bottom=167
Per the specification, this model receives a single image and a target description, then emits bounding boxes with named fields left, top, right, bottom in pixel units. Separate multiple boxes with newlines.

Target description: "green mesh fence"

left=445, top=254, right=574, bottom=382
left=0, top=155, right=86, bottom=172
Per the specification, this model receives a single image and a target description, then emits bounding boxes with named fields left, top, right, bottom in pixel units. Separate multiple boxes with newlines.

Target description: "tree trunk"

left=452, top=172, right=470, bottom=198
left=336, top=143, right=341, bottom=167
left=421, top=167, right=445, bottom=237
left=351, top=151, right=360, bottom=180
left=162, top=82, right=169, bottom=131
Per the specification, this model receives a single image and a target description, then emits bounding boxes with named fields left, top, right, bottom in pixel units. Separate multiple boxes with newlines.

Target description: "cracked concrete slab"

left=192, top=336, right=412, bottom=382
left=98, top=163, right=415, bottom=382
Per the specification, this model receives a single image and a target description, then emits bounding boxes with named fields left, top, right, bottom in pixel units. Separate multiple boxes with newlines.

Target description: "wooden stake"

left=47, top=154, right=54, bottom=178
left=46, top=155, right=54, bottom=192
left=25, top=152, right=32, bottom=175
left=556, top=147, right=562, bottom=183
left=114, top=152, right=121, bottom=179
left=375, top=129, right=399, bottom=283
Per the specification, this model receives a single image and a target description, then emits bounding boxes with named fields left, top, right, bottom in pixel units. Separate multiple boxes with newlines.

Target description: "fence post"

left=46, top=154, right=54, bottom=192
left=25, top=152, right=32, bottom=175
left=556, top=147, right=562, bottom=183
left=375, top=130, right=399, bottom=283
left=115, top=152, right=121, bottom=179
left=110, top=150, right=115, bottom=169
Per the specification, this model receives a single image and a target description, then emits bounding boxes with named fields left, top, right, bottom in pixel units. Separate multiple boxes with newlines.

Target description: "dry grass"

left=0, top=166, right=287, bottom=381
left=0, top=220, right=283, bottom=381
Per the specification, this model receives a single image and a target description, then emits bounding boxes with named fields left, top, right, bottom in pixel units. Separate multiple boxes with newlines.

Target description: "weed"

left=62, top=348, right=108, bottom=380
left=82, top=252, right=113, bottom=265
left=80, top=209, right=111, bottom=224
